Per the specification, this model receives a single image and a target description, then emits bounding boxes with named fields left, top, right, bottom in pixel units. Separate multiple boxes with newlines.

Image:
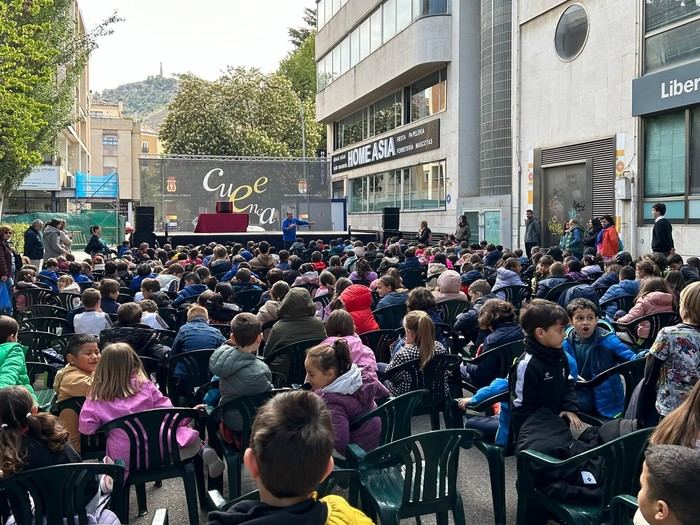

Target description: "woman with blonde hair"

left=384, top=310, right=447, bottom=396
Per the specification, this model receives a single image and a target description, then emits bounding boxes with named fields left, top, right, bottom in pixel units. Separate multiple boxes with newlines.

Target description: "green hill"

left=95, top=75, right=179, bottom=118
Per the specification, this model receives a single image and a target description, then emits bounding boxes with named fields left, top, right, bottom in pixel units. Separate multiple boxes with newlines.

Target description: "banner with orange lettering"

left=139, top=157, right=332, bottom=232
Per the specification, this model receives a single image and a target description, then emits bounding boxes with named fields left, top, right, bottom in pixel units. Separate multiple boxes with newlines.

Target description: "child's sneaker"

left=201, top=445, right=225, bottom=478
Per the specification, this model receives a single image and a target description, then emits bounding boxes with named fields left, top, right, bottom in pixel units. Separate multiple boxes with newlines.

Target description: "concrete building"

left=7, top=0, right=91, bottom=215
left=315, top=0, right=514, bottom=244
left=513, top=0, right=700, bottom=257
left=89, top=101, right=160, bottom=214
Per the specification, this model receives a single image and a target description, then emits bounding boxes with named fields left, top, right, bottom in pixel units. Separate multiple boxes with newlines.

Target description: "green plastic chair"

left=445, top=390, right=512, bottom=525
left=207, top=389, right=289, bottom=500
left=166, top=348, right=215, bottom=406
left=359, top=329, right=399, bottom=363
left=50, top=396, right=107, bottom=461
left=20, top=316, right=73, bottom=335
left=26, top=361, right=57, bottom=411
left=100, top=407, right=207, bottom=525
left=612, top=312, right=681, bottom=351
left=373, top=303, right=408, bottom=331
left=264, top=338, right=324, bottom=387
left=610, top=494, right=638, bottom=525
left=383, top=354, right=462, bottom=429
left=0, top=462, right=126, bottom=524
left=349, top=428, right=480, bottom=525
left=436, top=299, right=470, bottom=326
left=22, top=304, right=69, bottom=320
left=345, top=389, right=427, bottom=467
left=461, top=339, right=525, bottom=393
left=516, top=427, right=654, bottom=525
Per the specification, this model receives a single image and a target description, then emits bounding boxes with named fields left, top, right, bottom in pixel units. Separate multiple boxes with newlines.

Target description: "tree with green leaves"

left=0, top=0, right=118, bottom=217
left=160, top=68, right=323, bottom=157
left=279, top=32, right=317, bottom=102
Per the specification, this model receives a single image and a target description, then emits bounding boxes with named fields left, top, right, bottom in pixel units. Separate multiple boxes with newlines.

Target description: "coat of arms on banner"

left=166, top=177, right=177, bottom=192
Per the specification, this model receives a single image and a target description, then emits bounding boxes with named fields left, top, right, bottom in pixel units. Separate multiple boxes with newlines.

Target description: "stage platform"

left=155, top=230, right=380, bottom=249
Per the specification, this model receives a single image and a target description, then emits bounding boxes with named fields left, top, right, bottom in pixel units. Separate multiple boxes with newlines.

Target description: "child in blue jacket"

left=562, top=298, right=639, bottom=419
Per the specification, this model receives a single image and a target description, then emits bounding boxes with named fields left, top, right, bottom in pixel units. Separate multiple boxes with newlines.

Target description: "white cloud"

left=79, top=0, right=314, bottom=92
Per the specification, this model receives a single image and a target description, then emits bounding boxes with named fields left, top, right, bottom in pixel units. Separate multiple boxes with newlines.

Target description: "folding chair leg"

left=453, top=494, right=467, bottom=525
left=430, top=410, right=440, bottom=430
left=193, top=455, right=207, bottom=510
left=478, top=443, right=507, bottom=525
left=135, top=482, right=148, bottom=516
left=225, top=454, right=241, bottom=499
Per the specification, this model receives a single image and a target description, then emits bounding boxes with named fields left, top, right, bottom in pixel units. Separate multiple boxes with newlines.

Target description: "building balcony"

left=316, top=14, right=451, bottom=122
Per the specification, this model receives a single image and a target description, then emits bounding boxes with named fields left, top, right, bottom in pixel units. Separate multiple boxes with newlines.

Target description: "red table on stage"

left=194, top=213, right=249, bottom=233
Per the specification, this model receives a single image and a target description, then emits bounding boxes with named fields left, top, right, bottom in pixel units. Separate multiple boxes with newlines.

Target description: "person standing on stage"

left=652, top=202, right=675, bottom=256
left=524, top=209, right=541, bottom=258
left=282, top=210, right=314, bottom=249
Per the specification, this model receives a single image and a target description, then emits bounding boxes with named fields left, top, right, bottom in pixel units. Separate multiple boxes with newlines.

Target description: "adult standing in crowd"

left=417, top=220, right=431, bottom=245
left=597, top=215, right=621, bottom=262
left=42, top=218, right=68, bottom=262
left=524, top=209, right=541, bottom=258
left=583, top=218, right=602, bottom=251
left=559, top=218, right=584, bottom=259
left=85, top=225, right=110, bottom=257
left=0, top=226, right=14, bottom=307
left=58, top=219, right=72, bottom=254
left=455, top=214, right=471, bottom=243
left=652, top=202, right=675, bottom=256
left=281, top=210, right=313, bottom=249
left=23, top=220, right=43, bottom=269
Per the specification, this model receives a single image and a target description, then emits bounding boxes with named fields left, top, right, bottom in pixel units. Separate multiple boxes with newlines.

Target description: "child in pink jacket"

left=617, top=277, right=675, bottom=339
left=79, top=342, right=223, bottom=479
left=323, top=309, right=379, bottom=381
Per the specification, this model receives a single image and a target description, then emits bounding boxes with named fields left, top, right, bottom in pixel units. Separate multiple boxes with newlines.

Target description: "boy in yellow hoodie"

left=205, top=390, right=372, bottom=525
left=53, top=333, right=100, bottom=451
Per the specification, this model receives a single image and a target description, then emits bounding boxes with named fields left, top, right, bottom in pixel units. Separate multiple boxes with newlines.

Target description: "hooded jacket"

left=433, top=270, right=469, bottom=303
left=592, top=272, right=618, bottom=293
left=173, top=283, right=208, bottom=307
left=264, top=288, right=327, bottom=356
left=205, top=495, right=373, bottom=525
left=209, top=344, right=273, bottom=430
left=24, top=226, right=43, bottom=260
left=321, top=335, right=379, bottom=381
left=617, top=291, right=675, bottom=338
left=597, top=225, right=621, bottom=258
left=99, top=324, right=168, bottom=362
left=256, top=300, right=281, bottom=338
left=0, top=342, right=36, bottom=398
left=559, top=225, right=584, bottom=257
left=375, top=290, right=408, bottom=310
left=340, top=285, right=379, bottom=335
left=535, top=276, right=570, bottom=298
left=54, top=364, right=93, bottom=451
left=563, top=326, right=637, bottom=418
left=509, top=336, right=578, bottom=440
left=250, top=253, right=276, bottom=270
left=316, top=365, right=389, bottom=454
left=492, top=268, right=524, bottom=298
left=42, top=225, right=65, bottom=260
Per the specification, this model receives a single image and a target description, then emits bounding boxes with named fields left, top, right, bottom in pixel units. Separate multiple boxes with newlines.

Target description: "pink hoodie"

left=79, top=378, right=199, bottom=477
left=618, top=291, right=674, bottom=338
left=322, top=335, right=379, bottom=381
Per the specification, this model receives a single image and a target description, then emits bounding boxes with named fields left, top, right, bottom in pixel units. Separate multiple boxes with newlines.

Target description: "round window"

left=555, top=4, right=589, bottom=61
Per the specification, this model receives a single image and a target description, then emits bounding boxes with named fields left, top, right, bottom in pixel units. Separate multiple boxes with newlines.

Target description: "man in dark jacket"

left=99, top=302, right=168, bottom=362
left=651, top=202, right=674, bottom=256
left=24, top=220, right=44, bottom=269
left=524, top=210, right=541, bottom=258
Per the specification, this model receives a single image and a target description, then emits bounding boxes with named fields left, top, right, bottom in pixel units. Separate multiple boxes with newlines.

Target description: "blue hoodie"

left=563, top=326, right=637, bottom=418
left=172, top=283, right=208, bottom=307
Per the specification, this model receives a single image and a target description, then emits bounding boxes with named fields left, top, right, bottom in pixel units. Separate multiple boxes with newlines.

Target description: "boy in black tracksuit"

left=509, top=299, right=581, bottom=441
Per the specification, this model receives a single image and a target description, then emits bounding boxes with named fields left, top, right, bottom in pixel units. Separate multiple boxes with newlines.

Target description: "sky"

left=79, top=0, right=314, bottom=93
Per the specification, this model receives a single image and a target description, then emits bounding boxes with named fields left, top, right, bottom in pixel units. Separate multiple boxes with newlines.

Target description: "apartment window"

left=359, top=19, right=371, bottom=61
left=142, top=141, right=149, bottom=153
left=414, top=0, right=448, bottom=18
left=642, top=107, right=700, bottom=222
left=383, top=0, right=397, bottom=41
left=334, top=109, right=367, bottom=150
left=409, top=69, right=447, bottom=122
left=645, top=18, right=700, bottom=73
left=370, top=9, right=383, bottom=53
left=318, top=0, right=326, bottom=28
left=102, top=134, right=118, bottom=146
left=340, top=37, right=350, bottom=75
left=90, top=111, right=104, bottom=118
left=370, top=91, right=402, bottom=136
left=348, top=161, right=447, bottom=213
left=331, top=46, right=341, bottom=80
left=350, top=28, right=360, bottom=68
left=397, top=0, right=412, bottom=31
left=645, top=1, right=700, bottom=32
left=103, top=156, right=118, bottom=169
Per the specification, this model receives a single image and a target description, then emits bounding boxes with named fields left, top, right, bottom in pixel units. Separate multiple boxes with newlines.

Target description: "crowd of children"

left=0, top=232, right=699, bottom=524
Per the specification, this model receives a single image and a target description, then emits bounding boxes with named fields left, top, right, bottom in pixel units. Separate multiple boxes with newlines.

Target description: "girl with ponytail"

left=305, top=339, right=389, bottom=455
left=385, top=310, right=448, bottom=396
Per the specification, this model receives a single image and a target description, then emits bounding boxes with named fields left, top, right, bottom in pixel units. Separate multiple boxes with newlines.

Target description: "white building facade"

left=316, top=0, right=514, bottom=244
left=514, top=0, right=700, bottom=257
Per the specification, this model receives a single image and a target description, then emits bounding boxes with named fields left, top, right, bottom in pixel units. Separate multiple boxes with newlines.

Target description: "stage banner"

left=139, top=157, right=332, bottom=232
